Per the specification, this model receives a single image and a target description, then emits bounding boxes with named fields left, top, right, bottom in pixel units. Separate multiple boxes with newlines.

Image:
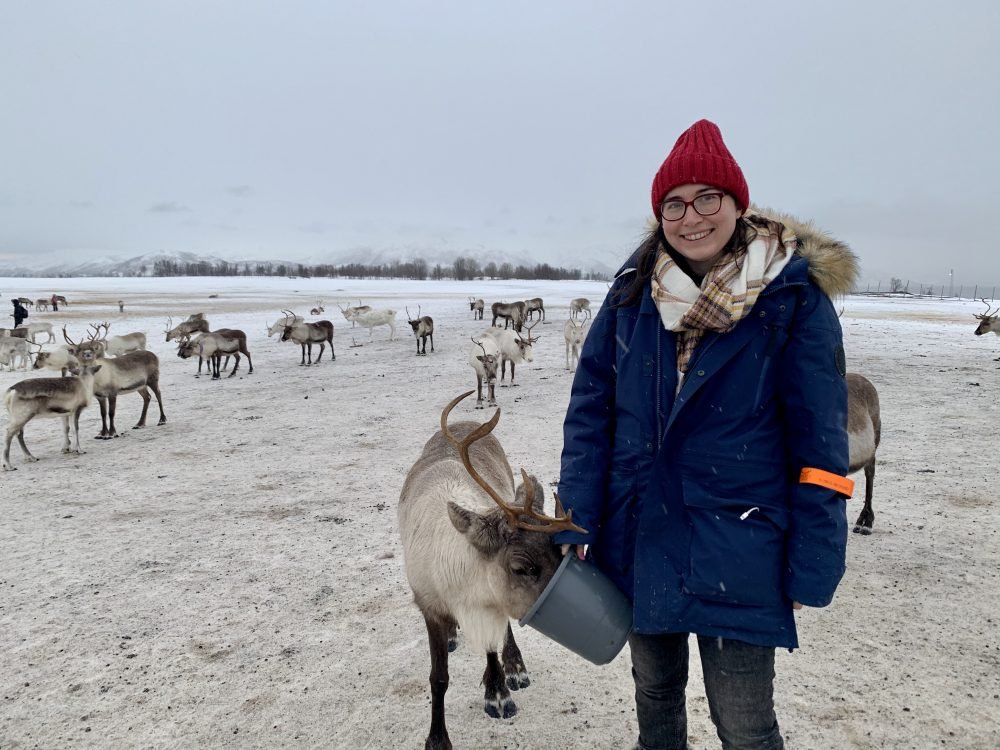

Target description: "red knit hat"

left=651, top=119, right=749, bottom=218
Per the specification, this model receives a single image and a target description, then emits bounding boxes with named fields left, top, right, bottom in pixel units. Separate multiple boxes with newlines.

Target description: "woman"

left=555, top=120, right=858, bottom=750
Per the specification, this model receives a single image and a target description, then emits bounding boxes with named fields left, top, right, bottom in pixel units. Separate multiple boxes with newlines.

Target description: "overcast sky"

left=2, top=1, right=997, bottom=285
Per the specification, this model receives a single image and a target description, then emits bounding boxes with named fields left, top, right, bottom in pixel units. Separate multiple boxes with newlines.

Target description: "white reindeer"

left=3, top=364, right=102, bottom=470
left=106, top=332, right=147, bottom=356
left=468, top=297, right=485, bottom=320
left=32, top=345, right=80, bottom=377
left=25, top=322, right=55, bottom=344
left=479, top=320, right=539, bottom=386
left=352, top=307, right=397, bottom=341
left=338, top=301, right=372, bottom=328
left=0, top=337, right=35, bottom=371
left=563, top=318, right=589, bottom=371
left=266, top=312, right=304, bottom=338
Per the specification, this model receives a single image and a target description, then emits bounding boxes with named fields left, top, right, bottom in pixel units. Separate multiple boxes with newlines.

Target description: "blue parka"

left=555, top=214, right=858, bottom=649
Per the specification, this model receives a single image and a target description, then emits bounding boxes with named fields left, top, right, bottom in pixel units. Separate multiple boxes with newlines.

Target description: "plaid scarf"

left=651, top=218, right=797, bottom=374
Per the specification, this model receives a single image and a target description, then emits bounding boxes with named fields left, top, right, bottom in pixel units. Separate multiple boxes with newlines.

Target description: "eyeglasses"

left=660, top=192, right=725, bottom=221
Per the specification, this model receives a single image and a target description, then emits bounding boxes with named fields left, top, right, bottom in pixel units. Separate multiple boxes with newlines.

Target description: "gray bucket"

left=518, top=554, right=632, bottom=665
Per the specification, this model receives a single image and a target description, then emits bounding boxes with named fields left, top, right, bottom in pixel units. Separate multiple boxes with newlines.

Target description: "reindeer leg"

left=133, top=387, right=152, bottom=428
left=501, top=623, right=530, bottom=690
left=430, top=333, right=434, bottom=353
left=71, top=405, right=87, bottom=454
left=243, top=344, right=253, bottom=374
left=15, top=420, right=38, bottom=461
left=145, top=374, right=167, bottom=426
left=107, top=394, right=121, bottom=437
left=300, top=343, right=307, bottom=366
left=509, top=361, right=518, bottom=386
left=853, top=460, right=876, bottom=535
left=95, top=395, right=112, bottom=439
left=487, top=380, right=497, bottom=408
left=329, top=335, right=335, bottom=361
left=60, top=415, right=72, bottom=453
left=483, top=650, right=517, bottom=719
left=422, top=611, right=454, bottom=750
left=476, top=377, right=485, bottom=409
left=227, top=352, right=241, bottom=378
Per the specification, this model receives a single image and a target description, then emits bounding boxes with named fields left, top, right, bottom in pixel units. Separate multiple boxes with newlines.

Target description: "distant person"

left=555, top=119, right=857, bottom=750
left=50, top=294, right=58, bottom=312
left=12, top=298, right=29, bottom=327
left=118, top=300, right=124, bottom=313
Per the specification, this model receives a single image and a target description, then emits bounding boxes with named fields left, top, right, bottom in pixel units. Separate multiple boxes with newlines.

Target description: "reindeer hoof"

left=2, top=465, right=16, bottom=471
left=25, top=455, right=39, bottom=462
left=484, top=696, right=517, bottom=719
left=506, top=672, right=530, bottom=690
left=158, top=418, right=167, bottom=425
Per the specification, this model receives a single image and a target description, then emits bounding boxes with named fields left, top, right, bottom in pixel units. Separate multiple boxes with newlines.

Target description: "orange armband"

left=799, top=468, right=854, bottom=498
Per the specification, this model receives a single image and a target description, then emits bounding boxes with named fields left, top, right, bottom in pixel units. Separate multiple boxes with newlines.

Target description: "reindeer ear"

left=447, top=502, right=506, bottom=557
left=515, top=474, right=546, bottom=513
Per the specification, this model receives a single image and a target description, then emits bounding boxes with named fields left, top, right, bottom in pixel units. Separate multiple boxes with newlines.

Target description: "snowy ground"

left=0, top=276, right=998, bottom=750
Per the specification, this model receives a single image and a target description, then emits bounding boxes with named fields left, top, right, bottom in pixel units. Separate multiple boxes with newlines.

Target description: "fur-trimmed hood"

left=750, top=205, right=858, bottom=298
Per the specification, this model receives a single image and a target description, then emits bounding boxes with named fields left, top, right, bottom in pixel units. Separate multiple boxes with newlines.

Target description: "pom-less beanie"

left=651, top=119, right=749, bottom=218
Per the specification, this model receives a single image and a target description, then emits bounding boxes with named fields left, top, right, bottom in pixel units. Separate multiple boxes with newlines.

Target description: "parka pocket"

left=679, top=464, right=788, bottom=607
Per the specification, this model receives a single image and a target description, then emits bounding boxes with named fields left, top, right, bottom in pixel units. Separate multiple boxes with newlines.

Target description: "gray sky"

left=2, top=0, right=998, bottom=285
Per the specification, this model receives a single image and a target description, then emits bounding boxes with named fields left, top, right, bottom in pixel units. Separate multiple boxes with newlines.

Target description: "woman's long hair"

left=611, top=211, right=786, bottom=308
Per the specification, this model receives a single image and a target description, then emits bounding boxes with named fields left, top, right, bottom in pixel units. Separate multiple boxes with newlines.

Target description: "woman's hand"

left=560, top=544, right=586, bottom=560
left=792, top=601, right=803, bottom=610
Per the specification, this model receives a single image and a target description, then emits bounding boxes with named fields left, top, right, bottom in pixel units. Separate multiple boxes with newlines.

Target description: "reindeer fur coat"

left=555, top=209, right=859, bottom=649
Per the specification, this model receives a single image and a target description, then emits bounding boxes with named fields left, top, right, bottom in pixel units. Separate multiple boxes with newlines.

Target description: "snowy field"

left=1, top=276, right=998, bottom=750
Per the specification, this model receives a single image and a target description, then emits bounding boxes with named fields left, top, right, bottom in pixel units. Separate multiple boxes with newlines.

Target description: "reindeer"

left=399, top=392, right=586, bottom=750
left=352, top=307, right=397, bottom=341
left=563, top=318, right=589, bottom=371
left=53, top=295, right=68, bottom=307
left=468, top=337, right=500, bottom=409
left=0, top=337, right=36, bottom=371
left=406, top=306, right=434, bottom=356
left=569, top=297, right=592, bottom=321
left=524, top=297, right=545, bottom=323
left=480, top=321, right=539, bottom=386
left=177, top=329, right=253, bottom=379
left=468, top=297, right=485, bottom=320
left=69, top=328, right=167, bottom=439
left=279, top=311, right=335, bottom=365
left=165, top=315, right=209, bottom=343
left=32, top=344, right=79, bottom=377
left=3, top=364, right=102, bottom=470
left=973, top=298, right=1000, bottom=360
left=266, top=312, right=303, bottom=338
left=16, top=297, right=33, bottom=310
left=310, top=303, right=325, bottom=316
left=338, top=301, right=372, bottom=328
left=490, top=301, right=527, bottom=332
left=847, top=373, right=881, bottom=536
left=24, top=322, right=55, bottom=344
left=35, top=298, right=50, bottom=311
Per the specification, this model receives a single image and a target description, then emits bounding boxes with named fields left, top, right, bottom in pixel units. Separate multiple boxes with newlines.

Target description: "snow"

left=1, top=277, right=998, bottom=749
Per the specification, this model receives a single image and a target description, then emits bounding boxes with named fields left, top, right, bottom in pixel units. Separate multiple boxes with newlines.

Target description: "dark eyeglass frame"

left=659, top=191, right=726, bottom=221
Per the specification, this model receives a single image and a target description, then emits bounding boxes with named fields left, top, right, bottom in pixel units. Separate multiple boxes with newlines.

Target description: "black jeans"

left=629, top=632, right=784, bottom=750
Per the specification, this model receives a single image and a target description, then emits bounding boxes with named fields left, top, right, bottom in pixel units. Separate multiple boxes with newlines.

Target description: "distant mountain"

left=0, top=246, right=616, bottom=278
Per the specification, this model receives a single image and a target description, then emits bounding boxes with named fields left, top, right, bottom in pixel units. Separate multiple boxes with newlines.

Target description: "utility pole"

left=949, top=269, right=954, bottom=297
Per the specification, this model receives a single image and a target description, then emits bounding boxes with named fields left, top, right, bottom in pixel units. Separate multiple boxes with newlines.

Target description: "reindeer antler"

left=975, top=298, right=1000, bottom=320
left=439, top=392, right=587, bottom=535
left=62, top=325, right=78, bottom=347
left=165, top=316, right=173, bottom=332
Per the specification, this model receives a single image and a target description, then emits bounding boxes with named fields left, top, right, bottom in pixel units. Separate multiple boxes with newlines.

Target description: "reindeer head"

left=439, top=391, right=586, bottom=616
left=406, top=305, right=424, bottom=332
left=279, top=309, right=299, bottom=341
left=974, top=298, right=1000, bottom=336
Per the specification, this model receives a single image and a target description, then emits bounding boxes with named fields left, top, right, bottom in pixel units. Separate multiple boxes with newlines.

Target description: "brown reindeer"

left=68, top=326, right=167, bottom=439
left=398, top=392, right=585, bottom=750
left=847, top=373, right=881, bottom=535
left=973, top=298, right=1000, bottom=360
left=279, top=310, right=334, bottom=365
left=406, top=306, right=434, bottom=355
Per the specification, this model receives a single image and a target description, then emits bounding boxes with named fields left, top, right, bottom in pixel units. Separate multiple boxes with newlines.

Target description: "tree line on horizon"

left=148, top=256, right=609, bottom=282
